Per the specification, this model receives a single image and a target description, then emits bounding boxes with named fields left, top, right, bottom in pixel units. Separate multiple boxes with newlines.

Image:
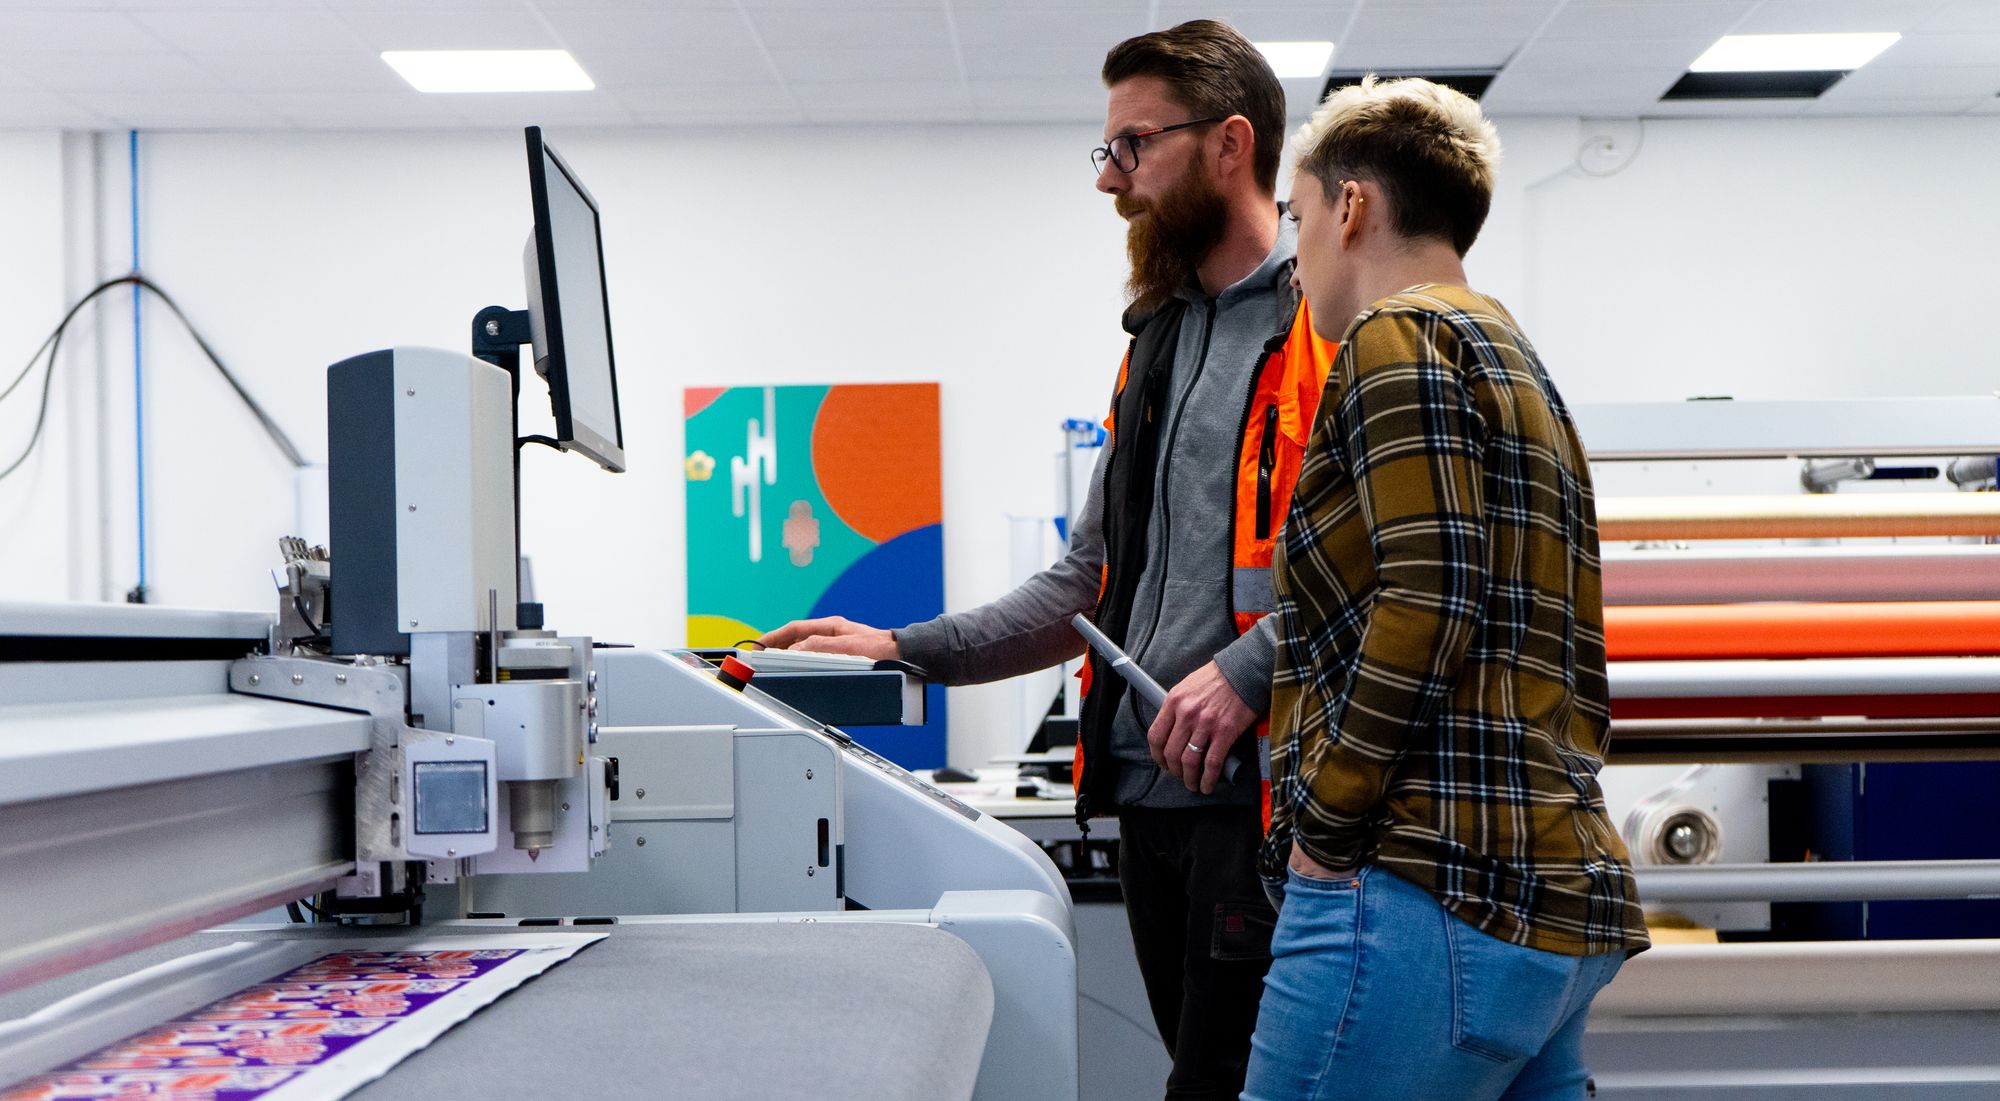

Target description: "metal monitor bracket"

left=471, top=306, right=535, bottom=609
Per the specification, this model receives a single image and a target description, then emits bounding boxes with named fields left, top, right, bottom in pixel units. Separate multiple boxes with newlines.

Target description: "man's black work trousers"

left=1117, top=804, right=1278, bottom=1101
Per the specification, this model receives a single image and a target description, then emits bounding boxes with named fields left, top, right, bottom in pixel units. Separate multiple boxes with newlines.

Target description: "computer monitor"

left=523, top=125, right=625, bottom=474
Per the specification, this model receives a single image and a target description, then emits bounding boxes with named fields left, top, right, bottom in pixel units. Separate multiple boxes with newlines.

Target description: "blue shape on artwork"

left=810, top=523, right=948, bottom=769
left=809, top=524, right=945, bottom=625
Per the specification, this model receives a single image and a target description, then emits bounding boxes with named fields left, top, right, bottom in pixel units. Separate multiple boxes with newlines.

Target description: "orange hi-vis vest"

left=1075, top=295, right=1338, bottom=830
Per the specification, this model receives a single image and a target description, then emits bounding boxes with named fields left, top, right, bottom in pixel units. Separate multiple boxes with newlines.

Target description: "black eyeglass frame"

left=1090, top=116, right=1228, bottom=175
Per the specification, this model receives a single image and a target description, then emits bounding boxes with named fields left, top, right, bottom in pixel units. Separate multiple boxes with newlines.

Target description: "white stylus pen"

left=1072, top=614, right=1240, bottom=783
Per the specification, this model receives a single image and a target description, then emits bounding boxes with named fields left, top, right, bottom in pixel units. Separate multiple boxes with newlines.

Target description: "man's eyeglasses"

left=1090, top=117, right=1226, bottom=175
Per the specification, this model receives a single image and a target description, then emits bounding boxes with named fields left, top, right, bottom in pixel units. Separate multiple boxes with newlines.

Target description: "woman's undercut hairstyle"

left=1290, top=75, right=1502, bottom=256
left=1102, top=19, right=1287, bottom=194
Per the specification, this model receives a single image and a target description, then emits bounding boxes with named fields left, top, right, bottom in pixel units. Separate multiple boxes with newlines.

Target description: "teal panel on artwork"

left=684, top=385, right=875, bottom=635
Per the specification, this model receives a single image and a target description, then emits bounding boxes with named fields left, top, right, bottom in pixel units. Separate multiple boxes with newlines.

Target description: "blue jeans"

left=1242, top=866, right=1624, bottom=1101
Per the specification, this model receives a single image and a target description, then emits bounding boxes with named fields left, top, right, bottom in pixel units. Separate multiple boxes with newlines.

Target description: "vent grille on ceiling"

left=1319, top=70, right=1499, bottom=103
left=1662, top=70, right=1848, bottom=100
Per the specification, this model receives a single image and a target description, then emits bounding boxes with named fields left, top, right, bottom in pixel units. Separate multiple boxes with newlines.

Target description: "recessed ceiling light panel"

left=1690, top=33, right=1900, bottom=73
left=1256, top=41, right=1336, bottom=79
left=383, top=50, right=595, bottom=94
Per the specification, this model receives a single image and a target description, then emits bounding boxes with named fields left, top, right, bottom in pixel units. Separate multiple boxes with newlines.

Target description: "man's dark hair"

left=1102, top=20, right=1286, bottom=194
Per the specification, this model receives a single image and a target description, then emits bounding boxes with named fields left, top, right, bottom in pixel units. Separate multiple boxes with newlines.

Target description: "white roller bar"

left=1611, top=657, right=2000, bottom=700
left=1637, top=859, right=2000, bottom=904
left=1574, top=396, right=2000, bottom=461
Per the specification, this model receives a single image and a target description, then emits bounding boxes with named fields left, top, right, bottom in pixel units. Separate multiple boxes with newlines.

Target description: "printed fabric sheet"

left=1, top=935, right=602, bottom=1101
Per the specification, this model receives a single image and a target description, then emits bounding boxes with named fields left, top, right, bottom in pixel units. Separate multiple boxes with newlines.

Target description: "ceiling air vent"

left=1320, top=70, right=1499, bottom=103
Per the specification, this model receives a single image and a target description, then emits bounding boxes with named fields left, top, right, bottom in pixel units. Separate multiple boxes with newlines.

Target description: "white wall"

left=1495, top=116, right=2000, bottom=404
left=0, top=131, right=86, bottom=603
left=8, top=112, right=2000, bottom=765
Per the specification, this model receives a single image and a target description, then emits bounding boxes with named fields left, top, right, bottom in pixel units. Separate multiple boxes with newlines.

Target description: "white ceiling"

left=0, top=0, right=1996, bottom=131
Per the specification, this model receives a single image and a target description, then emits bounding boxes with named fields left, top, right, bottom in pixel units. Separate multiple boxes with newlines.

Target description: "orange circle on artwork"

left=811, top=384, right=941, bottom=543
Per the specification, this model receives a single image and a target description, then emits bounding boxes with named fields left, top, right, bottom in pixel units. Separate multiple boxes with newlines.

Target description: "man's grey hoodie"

left=898, top=218, right=1299, bottom=809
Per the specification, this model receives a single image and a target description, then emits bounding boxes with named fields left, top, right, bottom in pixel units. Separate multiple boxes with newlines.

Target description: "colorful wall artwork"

left=684, top=383, right=945, bottom=768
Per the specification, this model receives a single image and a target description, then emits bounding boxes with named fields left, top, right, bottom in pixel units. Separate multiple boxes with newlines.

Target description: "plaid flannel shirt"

left=1263, top=284, right=1648, bottom=957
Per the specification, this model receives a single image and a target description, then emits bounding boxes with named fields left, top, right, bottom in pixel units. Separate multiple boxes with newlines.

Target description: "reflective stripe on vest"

left=1232, top=567, right=1276, bottom=615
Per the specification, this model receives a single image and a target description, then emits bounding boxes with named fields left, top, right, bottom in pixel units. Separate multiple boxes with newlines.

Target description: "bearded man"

left=761, top=21, right=1336, bottom=1098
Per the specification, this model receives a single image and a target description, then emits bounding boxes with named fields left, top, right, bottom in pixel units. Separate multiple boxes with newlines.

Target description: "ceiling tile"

left=1484, top=65, right=1680, bottom=105
left=750, top=7, right=952, bottom=50
left=804, top=101, right=969, bottom=123
left=614, top=82, right=798, bottom=113
left=577, top=46, right=775, bottom=87
left=973, top=102, right=1101, bottom=123
left=111, top=0, right=338, bottom=8
left=0, top=0, right=1976, bottom=129
left=1155, top=0, right=1348, bottom=13
left=1279, top=75, right=1327, bottom=112
left=193, top=51, right=410, bottom=92
left=320, top=0, right=533, bottom=10
left=951, top=9, right=1139, bottom=50
left=738, top=0, right=943, bottom=10
left=949, top=0, right=1144, bottom=10
left=1869, top=33, right=2000, bottom=68
left=1730, top=0, right=1945, bottom=35
left=340, top=9, right=559, bottom=51
left=541, top=9, right=752, bottom=50
left=127, top=9, right=367, bottom=52
left=969, top=75, right=1106, bottom=110
left=8, top=51, right=227, bottom=91
left=534, top=0, right=737, bottom=8
left=0, top=10, right=164, bottom=51
left=1639, top=97, right=1810, bottom=117
left=1350, top=0, right=1547, bottom=6
left=444, top=93, right=635, bottom=127
left=1822, top=62, right=2000, bottom=98
left=795, top=79, right=968, bottom=111
left=1801, top=94, right=1982, bottom=115
left=1156, top=6, right=1356, bottom=41
left=959, top=45, right=1106, bottom=81
left=1328, top=40, right=1519, bottom=69
left=1511, top=37, right=1710, bottom=69
left=257, top=90, right=464, bottom=126
left=0, top=88, right=103, bottom=127
left=66, top=89, right=285, bottom=127
left=769, top=46, right=961, bottom=83
left=1537, top=3, right=1753, bottom=41
left=1343, top=3, right=1559, bottom=44
left=1920, top=1, right=2000, bottom=34
left=630, top=108, right=808, bottom=127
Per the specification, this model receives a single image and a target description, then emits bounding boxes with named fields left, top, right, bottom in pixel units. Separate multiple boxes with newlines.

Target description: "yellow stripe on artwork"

left=687, top=613, right=764, bottom=649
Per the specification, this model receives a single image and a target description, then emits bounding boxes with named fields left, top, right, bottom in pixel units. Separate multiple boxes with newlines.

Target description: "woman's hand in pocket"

left=1289, top=843, right=1358, bottom=881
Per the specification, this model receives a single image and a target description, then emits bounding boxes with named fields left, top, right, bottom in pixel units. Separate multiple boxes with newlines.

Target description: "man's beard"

left=1118, top=164, right=1228, bottom=312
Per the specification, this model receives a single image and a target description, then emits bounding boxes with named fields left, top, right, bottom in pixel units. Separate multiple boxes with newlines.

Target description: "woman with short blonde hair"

left=1244, top=77, right=1649, bottom=1101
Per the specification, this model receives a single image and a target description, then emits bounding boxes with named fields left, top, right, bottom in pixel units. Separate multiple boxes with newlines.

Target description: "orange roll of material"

left=1597, top=493, right=2000, bottom=541
left=1605, top=601, right=2000, bottom=661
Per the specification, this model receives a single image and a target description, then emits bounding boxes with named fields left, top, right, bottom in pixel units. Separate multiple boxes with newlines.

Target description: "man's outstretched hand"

left=757, top=616, right=902, bottom=661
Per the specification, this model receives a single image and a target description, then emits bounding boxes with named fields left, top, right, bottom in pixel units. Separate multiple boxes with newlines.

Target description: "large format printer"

left=0, top=126, right=1075, bottom=1101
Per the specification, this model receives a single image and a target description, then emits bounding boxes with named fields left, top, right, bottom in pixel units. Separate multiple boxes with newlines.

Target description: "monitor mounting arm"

left=472, top=305, right=536, bottom=599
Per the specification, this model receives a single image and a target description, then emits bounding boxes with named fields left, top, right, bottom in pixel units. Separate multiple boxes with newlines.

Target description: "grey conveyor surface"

left=0, top=920, right=995, bottom=1101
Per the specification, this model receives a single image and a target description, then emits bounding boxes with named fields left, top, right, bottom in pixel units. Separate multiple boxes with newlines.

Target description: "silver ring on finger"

left=1184, top=743, right=1205, bottom=754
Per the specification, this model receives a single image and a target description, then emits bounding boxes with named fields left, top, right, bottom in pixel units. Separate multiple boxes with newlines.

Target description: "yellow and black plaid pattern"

left=1263, top=284, right=1648, bottom=956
